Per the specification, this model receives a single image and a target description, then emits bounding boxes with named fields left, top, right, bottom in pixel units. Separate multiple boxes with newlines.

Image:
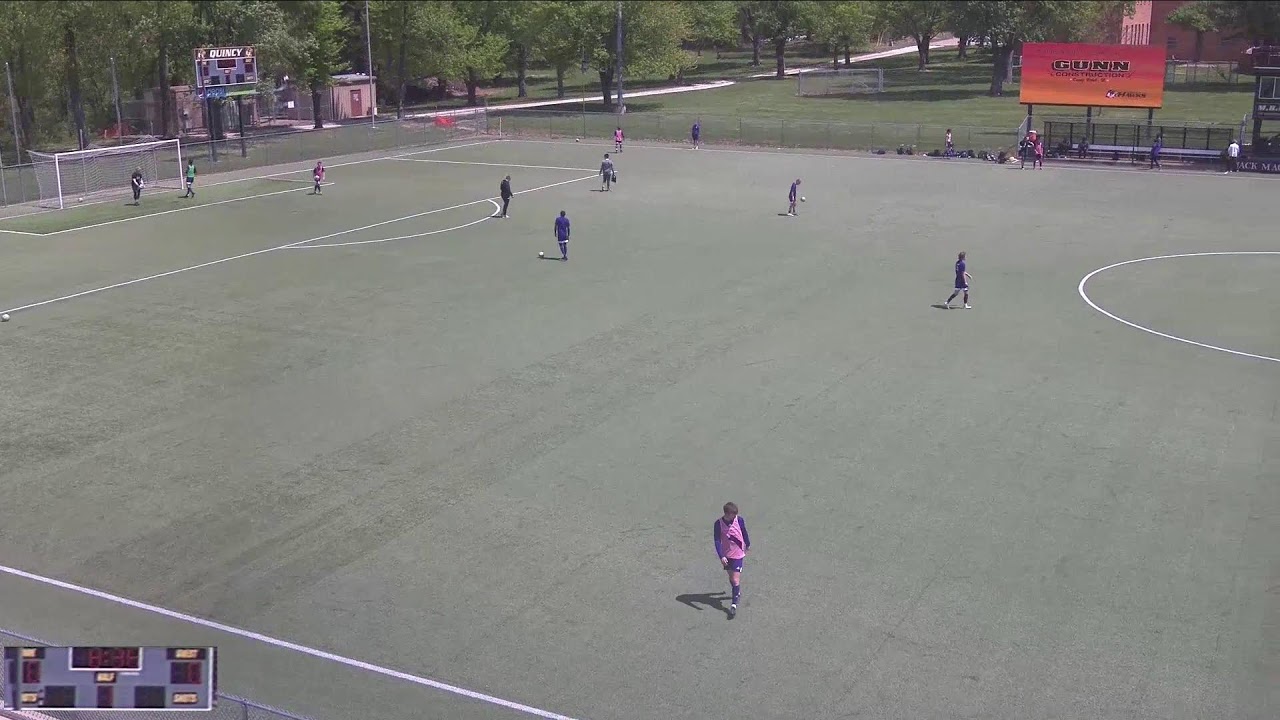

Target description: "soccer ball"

left=77, top=197, right=84, bottom=203
left=574, top=138, right=580, bottom=143
left=538, top=251, right=545, bottom=258
left=1, top=314, right=9, bottom=322
left=800, top=196, right=806, bottom=202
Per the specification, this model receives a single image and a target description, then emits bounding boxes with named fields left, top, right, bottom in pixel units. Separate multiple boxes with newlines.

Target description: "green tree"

left=370, top=0, right=467, bottom=117
left=683, top=0, right=739, bottom=58
left=951, top=1, right=1119, bottom=96
left=579, top=1, right=688, bottom=109
left=873, top=0, right=948, bottom=71
left=810, top=1, right=871, bottom=68
left=1167, top=4, right=1217, bottom=62
left=532, top=1, right=594, bottom=98
left=0, top=0, right=61, bottom=155
left=1193, top=1, right=1280, bottom=44
left=454, top=1, right=510, bottom=107
left=751, top=1, right=817, bottom=78
left=289, top=0, right=353, bottom=128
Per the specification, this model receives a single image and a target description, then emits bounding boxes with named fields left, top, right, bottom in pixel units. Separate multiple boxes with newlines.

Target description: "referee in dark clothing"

left=499, top=175, right=513, bottom=218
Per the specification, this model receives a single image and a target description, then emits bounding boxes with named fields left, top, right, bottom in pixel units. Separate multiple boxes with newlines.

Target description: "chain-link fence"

left=0, top=111, right=484, bottom=209
left=0, top=627, right=315, bottom=720
left=485, top=108, right=1021, bottom=155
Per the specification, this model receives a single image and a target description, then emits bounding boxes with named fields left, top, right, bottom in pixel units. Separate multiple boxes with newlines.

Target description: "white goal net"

left=27, top=138, right=183, bottom=209
left=797, top=68, right=885, bottom=96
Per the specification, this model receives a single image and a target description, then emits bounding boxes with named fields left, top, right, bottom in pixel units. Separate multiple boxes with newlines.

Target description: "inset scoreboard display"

left=2, top=646, right=216, bottom=711
left=193, top=46, right=257, bottom=100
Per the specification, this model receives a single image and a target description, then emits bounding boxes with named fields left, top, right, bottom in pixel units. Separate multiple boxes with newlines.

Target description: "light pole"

left=365, top=0, right=376, bottom=126
left=615, top=1, right=624, bottom=114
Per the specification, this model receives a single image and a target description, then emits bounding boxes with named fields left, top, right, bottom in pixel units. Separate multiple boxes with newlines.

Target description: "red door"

left=351, top=89, right=363, bottom=118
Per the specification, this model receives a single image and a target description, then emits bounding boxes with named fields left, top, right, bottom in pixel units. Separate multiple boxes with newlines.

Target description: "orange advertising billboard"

left=1019, top=42, right=1166, bottom=108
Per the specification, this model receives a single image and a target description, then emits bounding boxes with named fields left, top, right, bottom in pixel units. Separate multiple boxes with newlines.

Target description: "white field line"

left=291, top=199, right=502, bottom=249
left=392, top=157, right=598, bottom=172
left=0, top=139, right=500, bottom=237
left=1077, top=251, right=1280, bottom=364
left=501, top=137, right=1261, bottom=180
left=1, top=174, right=595, bottom=317
left=0, top=227, right=44, bottom=236
left=0, top=563, right=582, bottom=720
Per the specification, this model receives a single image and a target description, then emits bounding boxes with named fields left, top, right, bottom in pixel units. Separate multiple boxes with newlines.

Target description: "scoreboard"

left=2, top=647, right=216, bottom=711
left=193, top=46, right=257, bottom=100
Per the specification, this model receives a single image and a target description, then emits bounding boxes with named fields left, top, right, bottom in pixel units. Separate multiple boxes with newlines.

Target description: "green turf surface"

left=0, top=139, right=1276, bottom=720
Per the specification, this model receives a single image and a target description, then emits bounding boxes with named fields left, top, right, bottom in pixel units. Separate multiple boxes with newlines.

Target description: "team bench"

left=1068, top=143, right=1222, bottom=163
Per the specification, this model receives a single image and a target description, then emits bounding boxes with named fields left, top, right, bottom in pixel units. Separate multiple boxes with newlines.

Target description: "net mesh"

left=27, top=139, right=183, bottom=209
left=797, top=69, right=885, bottom=96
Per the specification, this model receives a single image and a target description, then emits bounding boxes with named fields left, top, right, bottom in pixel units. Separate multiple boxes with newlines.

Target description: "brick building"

left=1120, top=0, right=1251, bottom=62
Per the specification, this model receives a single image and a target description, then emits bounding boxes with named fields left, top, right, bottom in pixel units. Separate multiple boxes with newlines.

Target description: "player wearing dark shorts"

left=500, top=175, right=513, bottom=218
left=714, top=502, right=751, bottom=619
left=130, top=169, right=144, bottom=205
left=944, top=251, right=972, bottom=309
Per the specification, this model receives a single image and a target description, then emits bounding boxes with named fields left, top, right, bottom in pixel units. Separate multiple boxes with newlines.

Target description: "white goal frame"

left=27, top=138, right=184, bottom=210
left=796, top=68, right=886, bottom=96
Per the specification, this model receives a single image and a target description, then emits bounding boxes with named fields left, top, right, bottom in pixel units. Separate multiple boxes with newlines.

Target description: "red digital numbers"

left=169, top=661, right=203, bottom=685
left=22, top=660, right=41, bottom=684
left=71, top=647, right=141, bottom=670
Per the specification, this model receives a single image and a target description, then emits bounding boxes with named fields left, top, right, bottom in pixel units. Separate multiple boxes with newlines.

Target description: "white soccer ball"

left=1, top=314, right=9, bottom=322
left=77, top=197, right=84, bottom=203
left=538, top=251, right=545, bottom=258
left=574, top=138, right=580, bottom=143
left=800, top=196, right=806, bottom=202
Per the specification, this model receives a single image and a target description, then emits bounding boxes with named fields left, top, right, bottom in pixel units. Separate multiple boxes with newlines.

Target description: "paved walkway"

left=412, top=37, right=963, bottom=119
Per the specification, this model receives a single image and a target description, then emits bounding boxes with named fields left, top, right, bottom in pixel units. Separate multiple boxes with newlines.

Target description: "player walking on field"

left=944, top=251, right=972, bottom=309
left=787, top=178, right=801, bottom=216
left=614, top=126, right=624, bottom=152
left=554, top=210, right=570, bottom=261
left=714, top=502, right=751, bottom=619
left=183, top=159, right=197, bottom=198
left=312, top=161, right=325, bottom=195
left=600, top=153, right=615, bottom=192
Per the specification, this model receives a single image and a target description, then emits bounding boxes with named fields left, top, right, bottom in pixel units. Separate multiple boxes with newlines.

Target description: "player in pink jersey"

left=713, top=501, right=751, bottom=618
left=614, top=127, right=624, bottom=152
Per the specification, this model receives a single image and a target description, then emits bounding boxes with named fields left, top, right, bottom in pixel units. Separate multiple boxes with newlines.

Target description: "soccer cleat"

left=943, top=303, right=950, bottom=309
left=964, top=304, right=972, bottom=309
left=728, top=603, right=737, bottom=619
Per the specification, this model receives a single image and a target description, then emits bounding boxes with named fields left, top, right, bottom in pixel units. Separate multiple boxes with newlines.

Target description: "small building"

left=1120, top=0, right=1251, bottom=62
left=275, top=74, right=376, bottom=123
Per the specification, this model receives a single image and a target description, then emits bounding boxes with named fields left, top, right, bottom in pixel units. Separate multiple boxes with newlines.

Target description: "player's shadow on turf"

left=675, top=592, right=732, bottom=617
left=930, top=303, right=952, bottom=310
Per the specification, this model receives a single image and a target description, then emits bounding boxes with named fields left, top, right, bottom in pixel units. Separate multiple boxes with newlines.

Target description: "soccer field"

left=0, top=138, right=1276, bottom=720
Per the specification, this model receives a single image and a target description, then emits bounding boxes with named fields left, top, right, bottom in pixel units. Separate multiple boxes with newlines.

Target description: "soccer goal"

left=27, top=138, right=184, bottom=209
left=796, top=68, right=885, bottom=96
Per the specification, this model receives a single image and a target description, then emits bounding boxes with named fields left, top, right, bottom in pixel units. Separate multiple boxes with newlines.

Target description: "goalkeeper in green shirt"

left=183, top=159, right=196, bottom=198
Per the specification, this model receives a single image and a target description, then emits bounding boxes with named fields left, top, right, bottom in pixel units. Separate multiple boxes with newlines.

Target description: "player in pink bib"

left=713, top=501, right=751, bottom=618
left=614, top=127, right=624, bottom=152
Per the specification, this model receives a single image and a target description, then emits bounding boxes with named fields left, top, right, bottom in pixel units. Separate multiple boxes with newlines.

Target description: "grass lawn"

left=625, top=50, right=1255, bottom=130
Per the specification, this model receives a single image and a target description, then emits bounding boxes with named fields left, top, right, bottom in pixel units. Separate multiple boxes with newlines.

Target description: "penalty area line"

left=0, top=563, right=582, bottom=720
left=1, top=173, right=596, bottom=317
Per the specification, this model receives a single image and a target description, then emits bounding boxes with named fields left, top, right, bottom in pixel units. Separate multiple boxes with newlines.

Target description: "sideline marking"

left=290, top=199, right=501, bottom=249
left=1, top=174, right=595, bottom=316
left=1077, top=251, right=1280, bottom=364
left=392, top=157, right=598, bottom=172
left=0, top=140, right=499, bottom=237
left=0, top=563, right=581, bottom=720
left=503, top=138, right=1259, bottom=180
left=0, top=227, right=44, bottom=236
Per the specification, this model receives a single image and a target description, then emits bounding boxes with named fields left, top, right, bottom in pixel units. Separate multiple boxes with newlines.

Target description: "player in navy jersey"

left=944, top=251, right=972, bottom=309
left=554, top=210, right=570, bottom=261
left=713, top=502, right=751, bottom=618
left=787, top=178, right=801, bottom=216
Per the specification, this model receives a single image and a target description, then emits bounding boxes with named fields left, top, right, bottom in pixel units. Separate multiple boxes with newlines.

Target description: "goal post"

left=27, top=138, right=183, bottom=209
left=796, top=68, right=885, bottom=97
